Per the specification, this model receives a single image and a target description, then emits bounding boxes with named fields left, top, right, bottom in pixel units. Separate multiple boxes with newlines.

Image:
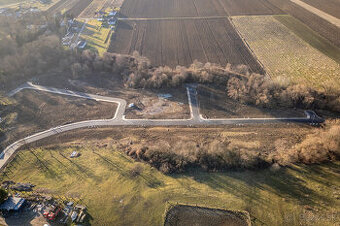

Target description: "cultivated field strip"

left=266, top=0, right=340, bottom=47
left=218, top=0, right=283, bottom=16
left=109, top=19, right=264, bottom=72
left=46, top=0, right=92, bottom=17
left=301, top=0, right=340, bottom=19
left=46, top=0, right=76, bottom=14
left=80, top=0, right=121, bottom=18
left=120, top=0, right=227, bottom=18
left=233, top=15, right=340, bottom=90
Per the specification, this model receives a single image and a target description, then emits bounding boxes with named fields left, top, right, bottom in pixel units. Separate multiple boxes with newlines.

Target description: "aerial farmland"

left=0, top=0, right=339, bottom=225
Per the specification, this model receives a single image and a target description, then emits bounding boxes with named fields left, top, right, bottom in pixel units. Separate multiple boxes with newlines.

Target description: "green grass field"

left=2, top=145, right=339, bottom=225
left=232, top=15, right=340, bottom=91
left=80, top=19, right=113, bottom=56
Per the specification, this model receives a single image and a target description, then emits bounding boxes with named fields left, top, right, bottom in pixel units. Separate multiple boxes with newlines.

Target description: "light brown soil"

left=124, top=86, right=190, bottom=119
left=0, top=89, right=117, bottom=150
left=164, top=205, right=250, bottom=226
left=38, top=74, right=191, bottom=120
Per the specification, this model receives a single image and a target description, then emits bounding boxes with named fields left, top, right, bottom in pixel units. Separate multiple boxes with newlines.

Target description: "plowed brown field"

left=120, top=0, right=227, bottom=18
left=109, top=19, right=264, bottom=72
left=301, top=0, right=340, bottom=19
left=219, top=0, right=283, bottom=16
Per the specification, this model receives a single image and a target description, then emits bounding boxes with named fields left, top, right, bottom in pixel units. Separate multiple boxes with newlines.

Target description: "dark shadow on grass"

left=181, top=164, right=337, bottom=209
left=58, top=152, right=101, bottom=182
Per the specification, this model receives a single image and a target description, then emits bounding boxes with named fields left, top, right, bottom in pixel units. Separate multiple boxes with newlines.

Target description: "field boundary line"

left=228, top=16, right=271, bottom=77
left=117, top=16, right=229, bottom=21
left=216, top=0, right=269, bottom=76
left=290, top=0, right=340, bottom=28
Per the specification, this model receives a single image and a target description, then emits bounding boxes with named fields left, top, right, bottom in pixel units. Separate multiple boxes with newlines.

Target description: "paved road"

left=0, top=82, right=324, bottom=170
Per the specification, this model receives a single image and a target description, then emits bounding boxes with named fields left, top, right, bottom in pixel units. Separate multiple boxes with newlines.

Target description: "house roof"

left=0, top=197, right=25, bottom=211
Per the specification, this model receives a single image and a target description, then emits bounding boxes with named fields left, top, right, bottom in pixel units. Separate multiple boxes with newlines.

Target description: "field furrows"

left=301, top=0, right=340, bottom=19
left=80, top=0, right=117, bottom=18
left=46, top=0, right=78, bottom=14
left=266, top=0, right=340, bottom=47
left=120, top=0, right=228, bottom=18
left=109, top=19, right=264, bottom=72
left=66, top=0, right=92, bottom=17
left=218, top=0, right=283, bottom=16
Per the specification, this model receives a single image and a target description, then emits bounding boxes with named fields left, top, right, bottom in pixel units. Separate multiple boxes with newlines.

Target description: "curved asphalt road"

left=0, top=82, right=324, bottom=170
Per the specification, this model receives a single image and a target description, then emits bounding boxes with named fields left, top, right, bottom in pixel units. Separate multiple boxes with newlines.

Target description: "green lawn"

left=80, top=19, right=113, bottom=56
left=232, top=15, right=340, bottom=92
left=2, top=145, right=339, bottom=225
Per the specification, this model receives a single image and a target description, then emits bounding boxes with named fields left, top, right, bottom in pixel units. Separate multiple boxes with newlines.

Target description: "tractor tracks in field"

left=118, top=16, right=229, bottom=21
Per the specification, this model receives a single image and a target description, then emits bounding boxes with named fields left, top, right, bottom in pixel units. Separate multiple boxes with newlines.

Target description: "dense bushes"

left=124, top=122, right=340, bottom=174
left=126, top=140, right=269, bottom=174
left=273, top=121, right=340, bottom=165
left=227, top=73, right=340, bottom=113
left=72, top=51, right=340, bottom=113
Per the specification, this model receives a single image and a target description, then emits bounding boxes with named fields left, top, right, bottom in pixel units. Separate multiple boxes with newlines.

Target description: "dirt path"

left=290, top=0, right=340, bottom=27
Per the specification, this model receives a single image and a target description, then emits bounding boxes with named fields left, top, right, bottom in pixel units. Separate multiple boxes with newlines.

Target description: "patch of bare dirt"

left=0, top=89, right=117, bottom=150
left=164, top=205, right=251, bottom=226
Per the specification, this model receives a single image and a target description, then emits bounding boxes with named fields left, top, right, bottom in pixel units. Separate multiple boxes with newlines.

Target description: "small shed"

left=0, top=197, right=25, bottom=211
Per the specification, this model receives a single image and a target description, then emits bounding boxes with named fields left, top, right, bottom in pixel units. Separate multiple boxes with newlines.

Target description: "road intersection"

left=0, top=82, right=324, bottom=170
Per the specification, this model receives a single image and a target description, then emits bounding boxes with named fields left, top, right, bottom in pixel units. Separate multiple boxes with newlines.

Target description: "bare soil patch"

left=198, top=85, right=305, bottom=119
left=164, top=204, right=250, bottom=226
left=0, top=89, right=117, bottom=150
left=124, top=87, right=190, bottom=119
left=109, top=19, right=263, bottom=72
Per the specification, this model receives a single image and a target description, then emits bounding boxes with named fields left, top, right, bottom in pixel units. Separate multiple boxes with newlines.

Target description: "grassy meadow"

left=232, top=15, right=340, bottom=91
left=1, top=144, right=339, bottom=225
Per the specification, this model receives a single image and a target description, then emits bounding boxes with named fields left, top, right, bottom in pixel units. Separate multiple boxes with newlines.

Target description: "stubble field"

left=232, top=15, right=340, bottom=91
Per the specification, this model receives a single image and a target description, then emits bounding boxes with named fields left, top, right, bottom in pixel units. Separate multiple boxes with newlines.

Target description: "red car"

left=43, top=206, right=61, bottom=221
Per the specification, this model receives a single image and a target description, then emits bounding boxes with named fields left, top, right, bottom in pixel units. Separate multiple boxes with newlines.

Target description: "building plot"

left=232, top=15, right=340, bottom=91
left=109, top=18, right=264, bottom=72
